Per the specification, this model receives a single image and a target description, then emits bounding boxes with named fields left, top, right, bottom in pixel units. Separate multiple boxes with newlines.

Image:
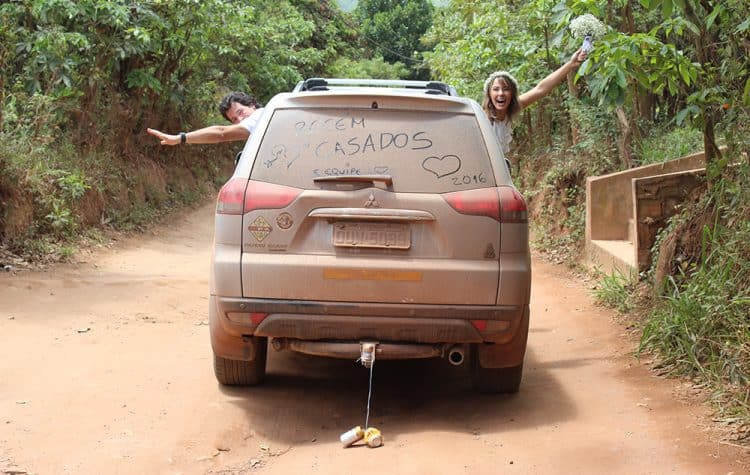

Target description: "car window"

left=251, top=108, right=496, bottom=192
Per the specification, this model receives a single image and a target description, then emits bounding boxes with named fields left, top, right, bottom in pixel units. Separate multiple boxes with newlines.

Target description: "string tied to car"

left=339, top=341, right=382, bottom=448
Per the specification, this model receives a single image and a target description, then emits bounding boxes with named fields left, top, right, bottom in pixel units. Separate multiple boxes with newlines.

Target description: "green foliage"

left=1, top=0, right=357, bottom=136
left=594, top=269, right=636, bottom=313
left=636, top=125, right=703, bottom=165
left=635, top=0, right=750, bottom=163
left=328, top=56, right=410, bottom=79
left=581, top=31, right=699, bottom=108
left=42, top=169, right=91, bottom=237
left=564, top=98, right=621, bottom=174
left=0, top=0, right=360, bottom=257
left=291, top=0, right=361, bottom=79
left=549, top=2, right=701, bottom=110
left=355, top=0, right=435, bottom=78
left=423, top=0, right=520, bottom=99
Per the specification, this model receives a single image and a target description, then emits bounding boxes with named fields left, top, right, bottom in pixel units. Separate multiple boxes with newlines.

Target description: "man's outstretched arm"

left=146, top=124, right=250, bottom=146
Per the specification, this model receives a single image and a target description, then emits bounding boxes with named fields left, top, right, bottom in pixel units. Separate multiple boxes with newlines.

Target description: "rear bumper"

left=210, top=295, right=529, bottom=363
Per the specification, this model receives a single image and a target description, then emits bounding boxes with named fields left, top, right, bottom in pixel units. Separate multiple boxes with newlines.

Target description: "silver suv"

left=209, top=78, right=531, bottom=392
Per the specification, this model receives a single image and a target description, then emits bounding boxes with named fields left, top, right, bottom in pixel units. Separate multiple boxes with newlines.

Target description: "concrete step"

left=586, top=239, right=637, bottom=276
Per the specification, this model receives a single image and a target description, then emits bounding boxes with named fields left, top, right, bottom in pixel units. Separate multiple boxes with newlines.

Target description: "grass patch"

left=637, top=125, right=704, bottom=166
left=593, top=269, right=637, bottom=313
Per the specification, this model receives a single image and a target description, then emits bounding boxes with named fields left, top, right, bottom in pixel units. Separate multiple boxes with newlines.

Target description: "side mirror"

left=234, top=151, right=242, bottom=166
left=505, top=158, right=512, bottom=176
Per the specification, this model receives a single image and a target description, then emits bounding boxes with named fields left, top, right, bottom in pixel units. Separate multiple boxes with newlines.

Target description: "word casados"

left=314, top=131, right=433, bottom=158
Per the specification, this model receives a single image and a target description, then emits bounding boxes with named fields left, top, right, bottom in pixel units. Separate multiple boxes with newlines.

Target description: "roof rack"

left=293, top=78, right=458, bottom=96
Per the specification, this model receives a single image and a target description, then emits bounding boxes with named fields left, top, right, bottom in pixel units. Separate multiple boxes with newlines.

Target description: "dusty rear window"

left=250, top=108, right=495, bottom=193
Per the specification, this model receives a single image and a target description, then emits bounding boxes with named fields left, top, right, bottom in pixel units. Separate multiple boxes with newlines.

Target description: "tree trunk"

left=615, top=107, right=634, bottom=168
left=0, top=75, right=4, bottom=131
left=524, top=109, right=532, bottom=149
left=702, top=112, right=722, bottom=176
left=567, top=74, right=580, bottom=145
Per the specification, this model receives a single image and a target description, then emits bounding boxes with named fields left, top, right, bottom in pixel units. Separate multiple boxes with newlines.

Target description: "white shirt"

left=491, top=118, right=513, bottom=156
left=239, top=108, right=264, bottom=134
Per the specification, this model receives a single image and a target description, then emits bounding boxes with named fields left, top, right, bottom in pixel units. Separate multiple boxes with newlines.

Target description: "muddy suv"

left=209, top=78, right=531, bottom=392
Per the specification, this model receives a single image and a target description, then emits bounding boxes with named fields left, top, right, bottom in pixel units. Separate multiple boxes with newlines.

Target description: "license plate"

left=333, top=222, right=411, bottom=249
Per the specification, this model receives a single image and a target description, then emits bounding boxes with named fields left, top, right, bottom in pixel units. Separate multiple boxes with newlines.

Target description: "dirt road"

left=1, top=201, right=747, bottom=474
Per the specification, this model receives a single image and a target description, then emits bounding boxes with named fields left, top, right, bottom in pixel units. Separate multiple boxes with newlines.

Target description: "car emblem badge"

left=276, top=212, right=293, bottom=230
left=248, top=216, right=272, bottom=242
left=364, top=193, right=380, bottom=208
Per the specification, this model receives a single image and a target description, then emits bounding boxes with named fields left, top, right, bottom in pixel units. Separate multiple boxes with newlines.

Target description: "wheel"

left=471, top=354, right=523, bottom=394
left=213, top=337, right=267, bottom=386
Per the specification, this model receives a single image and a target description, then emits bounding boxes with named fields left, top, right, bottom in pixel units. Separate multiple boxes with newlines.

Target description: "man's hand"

left=147, top=128, right=180, bottom=146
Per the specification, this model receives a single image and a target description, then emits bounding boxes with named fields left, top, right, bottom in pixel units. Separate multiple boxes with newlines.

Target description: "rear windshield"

left=250, top=108, right=496, bottom=193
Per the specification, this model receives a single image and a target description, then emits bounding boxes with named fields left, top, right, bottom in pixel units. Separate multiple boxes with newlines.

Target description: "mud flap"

left=209, top=295, right=260, bottom=362
left=476, top=305, right=529, bottom=368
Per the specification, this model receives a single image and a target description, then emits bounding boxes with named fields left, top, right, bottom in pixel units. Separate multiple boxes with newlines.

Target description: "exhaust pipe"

left=447, top=345, right=465, bottom=366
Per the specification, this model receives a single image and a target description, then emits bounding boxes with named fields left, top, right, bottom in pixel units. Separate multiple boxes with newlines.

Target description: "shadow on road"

left=217, top=345, right=586, bottom=445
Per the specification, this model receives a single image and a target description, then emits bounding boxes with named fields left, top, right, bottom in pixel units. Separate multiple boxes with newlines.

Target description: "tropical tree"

left=354, top=0, right=435, bottom=78
left=637, top=0, right=750, bottom=167
left=1, top=0, right=363, bottom=144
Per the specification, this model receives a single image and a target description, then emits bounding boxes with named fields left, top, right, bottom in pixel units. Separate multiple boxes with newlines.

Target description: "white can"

left=340, top=426, right=364, bottom=447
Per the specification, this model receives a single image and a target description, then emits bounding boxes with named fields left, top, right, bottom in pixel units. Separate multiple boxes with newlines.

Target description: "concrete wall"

left=632, top=169, right=707, bottom=271
left=586, top=152, right=706, bottom=242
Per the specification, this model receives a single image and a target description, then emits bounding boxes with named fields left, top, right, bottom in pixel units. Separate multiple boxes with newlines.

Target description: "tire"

left=213, top=337, right=267, bottom=386
left=471, top=354, right=523, bottom=394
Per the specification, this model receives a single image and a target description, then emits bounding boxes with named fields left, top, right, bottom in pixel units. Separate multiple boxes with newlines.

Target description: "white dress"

left=491, top=118, right=513, bottom=156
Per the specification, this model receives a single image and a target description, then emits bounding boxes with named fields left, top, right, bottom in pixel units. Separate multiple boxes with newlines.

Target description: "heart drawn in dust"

left=422, top=155, right=461, bottom=178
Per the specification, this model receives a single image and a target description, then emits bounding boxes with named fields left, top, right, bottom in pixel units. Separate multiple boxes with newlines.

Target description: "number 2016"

left=452, top=173, right=486, bottom=185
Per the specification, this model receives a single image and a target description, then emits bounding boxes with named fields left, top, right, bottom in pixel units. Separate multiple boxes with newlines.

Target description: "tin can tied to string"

left=364, top=427, right=383, bottom=448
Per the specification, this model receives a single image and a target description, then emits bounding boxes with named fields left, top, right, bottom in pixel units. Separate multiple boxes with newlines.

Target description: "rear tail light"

left=442, top=187, right=527, bottom=223
left=497, top=187, right=528, bottom=223
left=442, top=188, right=500, bottom=221
left=244, top=180, right=302, bottom=212
left=216, top=179, right=302, bottom=215
left=216, top=177, right=247, bottom=215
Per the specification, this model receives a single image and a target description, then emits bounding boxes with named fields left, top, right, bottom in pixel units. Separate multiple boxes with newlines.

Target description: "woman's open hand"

left=571, top=48, right=588, bottom=67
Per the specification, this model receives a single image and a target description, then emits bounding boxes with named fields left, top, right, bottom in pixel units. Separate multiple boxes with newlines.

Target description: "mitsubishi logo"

left=364, top=193, right=380, bottom=208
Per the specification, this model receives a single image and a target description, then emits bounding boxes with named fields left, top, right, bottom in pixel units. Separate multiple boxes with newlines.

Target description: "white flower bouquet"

left=569, top=14, right=606, bottom=53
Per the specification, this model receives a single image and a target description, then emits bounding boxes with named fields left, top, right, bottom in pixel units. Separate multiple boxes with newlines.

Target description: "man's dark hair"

left=219, top=92, right=262, bottom=121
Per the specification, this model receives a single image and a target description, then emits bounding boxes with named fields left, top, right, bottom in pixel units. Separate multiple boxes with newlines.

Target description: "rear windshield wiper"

left=313, top=174, right=393, bottom=186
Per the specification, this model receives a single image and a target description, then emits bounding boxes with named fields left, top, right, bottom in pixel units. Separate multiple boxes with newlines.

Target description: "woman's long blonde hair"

left=481, top=71, right=521, bottom=123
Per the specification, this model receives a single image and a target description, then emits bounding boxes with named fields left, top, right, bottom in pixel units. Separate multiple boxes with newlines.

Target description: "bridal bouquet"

left=569, top=14, right=606, bottom=53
